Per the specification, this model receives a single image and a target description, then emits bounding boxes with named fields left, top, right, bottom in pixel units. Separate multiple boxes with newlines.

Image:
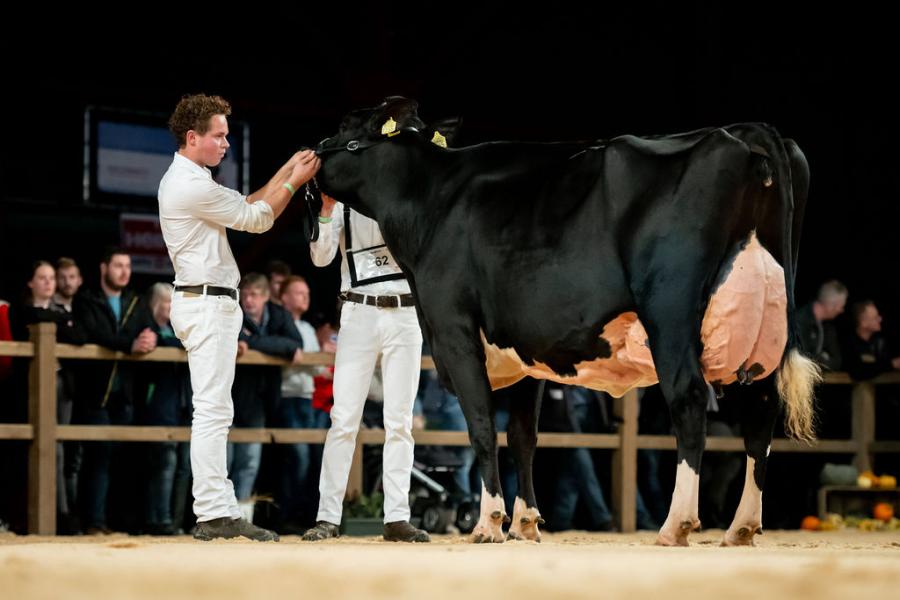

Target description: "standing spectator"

left=53, top=256, right=84, bottom=530
left=53, top=257, right=83, bottom=312
left=8, top=261, right=86, bottom=533
left=71, top=248, right=156, bottom=534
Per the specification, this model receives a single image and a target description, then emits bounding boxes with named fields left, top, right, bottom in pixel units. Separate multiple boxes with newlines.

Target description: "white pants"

left=317, top=301, right=423, bottom=524
left=170, top=291, right=244, bottom=523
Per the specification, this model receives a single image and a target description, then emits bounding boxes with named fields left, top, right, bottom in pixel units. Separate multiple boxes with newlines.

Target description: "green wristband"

left=283, top=182, right=297, bottom=196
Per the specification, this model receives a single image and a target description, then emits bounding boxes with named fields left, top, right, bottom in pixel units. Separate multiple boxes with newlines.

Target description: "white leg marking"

left=507, top=496, right=544, bottom=542
left=469, top=481, right=507, bottom=543
left=656, top=459, right=701, bottom=546
left=723, top=456, right=763, bottom=546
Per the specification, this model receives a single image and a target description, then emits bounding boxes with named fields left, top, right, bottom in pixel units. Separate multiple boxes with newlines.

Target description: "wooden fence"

left=1, top=322, right=898, bottom=535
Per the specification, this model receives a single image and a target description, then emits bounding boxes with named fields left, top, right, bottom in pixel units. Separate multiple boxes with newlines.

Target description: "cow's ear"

left=428, top=116, right=463, bottom=148
left=376, top=96, right=421, bottom=136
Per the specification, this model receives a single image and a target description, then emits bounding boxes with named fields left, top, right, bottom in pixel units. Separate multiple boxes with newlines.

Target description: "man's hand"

left=288, top=150, right=321, bottom=188
left=891, top=356, right=900, bottom=370
left=131, top=328, right=157, bottom=354
left=292, top=348, right=304, bottom=365
left=237, top=340, right=249, bottom=358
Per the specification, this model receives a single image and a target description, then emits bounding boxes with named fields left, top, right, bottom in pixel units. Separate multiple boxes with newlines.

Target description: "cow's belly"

left=483, top=233, right=787, bottom=396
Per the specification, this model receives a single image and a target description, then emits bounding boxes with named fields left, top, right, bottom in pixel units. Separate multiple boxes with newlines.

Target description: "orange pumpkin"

left=873, top=502, right=894, bottom=522
left=801, top=515, right=821, bottom=531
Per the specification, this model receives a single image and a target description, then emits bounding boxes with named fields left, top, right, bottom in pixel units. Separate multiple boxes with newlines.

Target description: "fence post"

left=851, top=381, right=876, bottom=473
left=28, top=322, right=57, bottom=535
left=612, top=389, right=638, bottom=533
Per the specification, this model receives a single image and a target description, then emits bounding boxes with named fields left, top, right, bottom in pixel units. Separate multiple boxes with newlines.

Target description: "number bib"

left=348, top=244, right=405, bottom=286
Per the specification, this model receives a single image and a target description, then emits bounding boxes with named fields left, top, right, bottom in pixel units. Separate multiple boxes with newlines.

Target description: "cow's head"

left=302, top=97, right=460, bottom=240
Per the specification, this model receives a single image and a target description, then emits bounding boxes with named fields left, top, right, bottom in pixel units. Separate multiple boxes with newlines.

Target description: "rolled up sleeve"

left=191, top=178, right=274, bottom=234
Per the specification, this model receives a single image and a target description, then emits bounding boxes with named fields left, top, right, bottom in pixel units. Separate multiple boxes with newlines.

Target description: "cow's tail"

left=767, top=132, right=821, bottom=443
left=776, top=349, right=820, bottom=443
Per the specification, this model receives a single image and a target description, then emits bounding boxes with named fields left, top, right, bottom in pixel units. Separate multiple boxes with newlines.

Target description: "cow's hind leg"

left=638, top=300, right=711, bottom=546
left=723, top=380, right=780, bottom=546
left=505, top=379, right=545, bottom=542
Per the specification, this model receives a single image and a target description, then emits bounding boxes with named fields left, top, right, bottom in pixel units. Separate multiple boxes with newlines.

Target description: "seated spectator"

left=796, top=280, right=847, bottom=370
left=843, top=300, right=900, bottom=381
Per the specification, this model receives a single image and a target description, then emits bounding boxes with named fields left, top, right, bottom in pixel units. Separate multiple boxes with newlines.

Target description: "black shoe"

left=193, top=517, right=279, bottom=542
left=383, top=520, right=430, bottom=543
left=301, top=521, right=340, bottom=541
left=85, top=524, right=113, bottom=536
left=146, top=522, right=180, bottom=536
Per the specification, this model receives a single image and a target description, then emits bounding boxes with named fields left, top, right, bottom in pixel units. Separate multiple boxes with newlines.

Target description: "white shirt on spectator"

left=281, top=318, right=321, bottom=398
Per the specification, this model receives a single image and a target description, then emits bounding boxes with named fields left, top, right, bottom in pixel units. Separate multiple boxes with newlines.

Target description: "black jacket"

left=796, top=303, right=842, bottom=371
left=5, top=301, right=86, bottom=422
left=70, top=288, right=148, bottom=409
left=232, top=301, right=303, bottom=427
left=134, top=320, right=191, bottom=426
left=843, top=332, right=895, bottom=381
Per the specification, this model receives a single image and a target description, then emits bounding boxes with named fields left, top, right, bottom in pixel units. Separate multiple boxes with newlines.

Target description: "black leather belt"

left=175, top=285, right=238, bottom=300
left=340, top=291, right=415, bottom=308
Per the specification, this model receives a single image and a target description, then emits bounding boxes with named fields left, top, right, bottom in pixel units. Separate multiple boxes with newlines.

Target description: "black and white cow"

left=310, top=97, right=821, bottom=546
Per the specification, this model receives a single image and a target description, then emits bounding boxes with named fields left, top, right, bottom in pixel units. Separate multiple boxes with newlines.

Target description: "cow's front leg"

left=505, top=380, right=544, bottom=542
left=434, top=327, right=508, bottom=543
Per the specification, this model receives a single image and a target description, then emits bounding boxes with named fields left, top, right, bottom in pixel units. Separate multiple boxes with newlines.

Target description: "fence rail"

left=1, top=323, right=898, bottom=535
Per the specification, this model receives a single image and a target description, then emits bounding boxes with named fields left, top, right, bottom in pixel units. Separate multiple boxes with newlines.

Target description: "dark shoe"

left=85, top=525, right=113, bottom=536
left=383, top=520, right=430, bottom=543
left=193, top=517, right=279, bottom=542
left=301, top=521, right=340, bottom=541
left=146, top=522, right=180, bottom=536
left=58, top=512, right=83, bottom=536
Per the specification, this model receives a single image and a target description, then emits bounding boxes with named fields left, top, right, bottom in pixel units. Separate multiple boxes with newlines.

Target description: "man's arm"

left=247, top=150, right=321, bottom=219
left=310, top=194, right=342, bottom=267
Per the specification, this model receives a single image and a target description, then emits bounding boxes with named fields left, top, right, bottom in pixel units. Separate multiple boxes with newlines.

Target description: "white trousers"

left=317, top=301, right=422, bottom=524
left=170, top=291, right=243, bottom=523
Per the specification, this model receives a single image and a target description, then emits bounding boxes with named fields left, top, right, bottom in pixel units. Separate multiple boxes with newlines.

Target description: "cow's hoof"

left=722, top=525, right=762, bottom=547
left=469, top=510, right=507, bottom=544
left=508, top=498, right=543, bottom=542
left=508, top=516, right=544, bottom=543
left=655, top=519, right=699, bottom=547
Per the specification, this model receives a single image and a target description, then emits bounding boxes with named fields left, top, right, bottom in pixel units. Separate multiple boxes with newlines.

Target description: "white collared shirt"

left=310, top=201, right=411, bottom=295
left=158, top=152, right=274, bottom=288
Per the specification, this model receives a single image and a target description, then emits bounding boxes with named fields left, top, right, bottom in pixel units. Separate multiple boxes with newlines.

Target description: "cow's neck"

left=356, top=140, right=448, bottom=268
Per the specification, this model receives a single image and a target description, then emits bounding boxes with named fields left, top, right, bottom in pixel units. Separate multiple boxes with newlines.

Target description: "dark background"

left=1, top=1, right=898, bottom=532
left=2, top=3, right=897, bottom=335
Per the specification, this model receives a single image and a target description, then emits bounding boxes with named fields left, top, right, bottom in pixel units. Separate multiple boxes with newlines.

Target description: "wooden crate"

left=817, top=485, right=900, bottom=519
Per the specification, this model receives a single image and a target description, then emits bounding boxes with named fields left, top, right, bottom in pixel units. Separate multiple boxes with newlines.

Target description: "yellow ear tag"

left=431, top=131, right=448, bottom=148
left=381, top=117, right=399, bottom=136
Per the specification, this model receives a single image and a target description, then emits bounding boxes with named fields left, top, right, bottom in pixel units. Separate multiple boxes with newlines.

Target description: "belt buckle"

left=378, top=295, right=398, bottom=308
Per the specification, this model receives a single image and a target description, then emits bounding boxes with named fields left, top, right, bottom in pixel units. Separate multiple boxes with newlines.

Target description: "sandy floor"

left=2, top=529, right=899, bottom=600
